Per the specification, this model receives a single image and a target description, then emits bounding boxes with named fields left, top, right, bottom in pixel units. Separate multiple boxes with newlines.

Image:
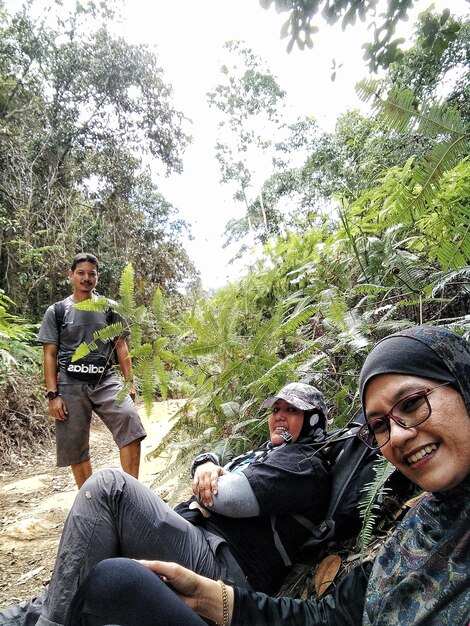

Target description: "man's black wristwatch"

left=45, top=390, right=60, bottom=400
left=190, top=453, right=220, bottom=478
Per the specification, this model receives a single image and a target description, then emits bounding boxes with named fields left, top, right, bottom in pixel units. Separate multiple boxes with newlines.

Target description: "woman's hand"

left=192, top=462, right=226, bottom=507
left=140, top=560, right=200, bottom=608
left=139, top=560, right=233, bottom=625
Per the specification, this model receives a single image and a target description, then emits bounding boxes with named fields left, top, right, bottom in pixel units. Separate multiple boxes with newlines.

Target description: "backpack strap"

left=270, top=515, right=292, bottom=567
left=54, top=301, right=67, bottom=340
left=290, top=515, right=335, bottom=547
left=104, top=304, right=118, bottom=365
left=55, top=299, right=115, bottom=333
left=106, top=308, right=114, bottom=325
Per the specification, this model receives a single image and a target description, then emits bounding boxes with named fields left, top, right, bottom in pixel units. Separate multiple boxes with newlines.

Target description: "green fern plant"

left=356, top=79, right=468, bottom=226
left=357, top=456, right=396, bottom=555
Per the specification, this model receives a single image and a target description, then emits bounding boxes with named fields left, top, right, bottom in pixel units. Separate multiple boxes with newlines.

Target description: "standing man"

left=37, top=252, right=147, bottom=488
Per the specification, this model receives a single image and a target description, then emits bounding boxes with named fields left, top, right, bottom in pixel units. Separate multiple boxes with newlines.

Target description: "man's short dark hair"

left=70, top=253, right=100, bottom=272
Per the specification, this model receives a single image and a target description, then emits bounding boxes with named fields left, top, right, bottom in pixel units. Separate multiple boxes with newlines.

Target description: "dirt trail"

left=0, top=400, right=184, bottom=609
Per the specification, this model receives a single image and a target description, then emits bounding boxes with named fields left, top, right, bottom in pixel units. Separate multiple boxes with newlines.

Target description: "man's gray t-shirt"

left=37, top=295, right=126, bottom=384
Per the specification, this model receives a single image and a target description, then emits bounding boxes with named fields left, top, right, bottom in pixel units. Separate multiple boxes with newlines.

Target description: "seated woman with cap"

left=0, top=383, right=332, bottom=626
left=65, top=325, right=470, bottom=626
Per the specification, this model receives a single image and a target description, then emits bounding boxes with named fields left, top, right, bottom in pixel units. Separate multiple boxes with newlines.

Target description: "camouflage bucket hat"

left=261, top=382, right=327, bottom=418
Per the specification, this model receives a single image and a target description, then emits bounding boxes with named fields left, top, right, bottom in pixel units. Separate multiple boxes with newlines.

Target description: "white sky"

left=120, top=0, right=468, bottom=290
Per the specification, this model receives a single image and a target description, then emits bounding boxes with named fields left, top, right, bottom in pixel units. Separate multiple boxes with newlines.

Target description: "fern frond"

left=250, top=311, right=283, bottom=356
left=119, top=263, right=135, bottom=311
left=411, top=136, right=468, bottom=210
left=181, top=342, right=222, bottom=358
left=380, top=86, right=418, bottom=133
left=131, top=343, right=154, bottom=359
left=355, top=78, right=382, bottom=105
left=73, top=297, right=110, bottom=312
left=418, top=103, right=466, bottom=138
left=159, top=350, right=194, bottom=377
left=130, top=323, right=143, bottom=349
left=92, top=323, right=123, bottom=343
left=139, top=358, right=156, bottom=416
left=72, top=341, right=97, bottom=361
left=152, top=337, right=169, bottom=351
left=152, top=287, right=165, bottom=325
left=132, top=306, right=147, bottom=324
left=281, top=305, right=315, bottom=334
left=436, top=238, right=470, bottom=270
left=357, top=457, right=396, bottom=555
left=154, top=355, right=169, bottom=400
left=430, top=267, right=470, bottom=296
left=251, top=344, right=319, bottom=387
left=161, top=320, right=184, bottom=335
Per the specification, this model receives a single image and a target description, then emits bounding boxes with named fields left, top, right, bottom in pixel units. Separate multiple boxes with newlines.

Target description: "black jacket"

left=231, top=562, right=372, bottom=625
left=178, top=441, right=331, bottom=594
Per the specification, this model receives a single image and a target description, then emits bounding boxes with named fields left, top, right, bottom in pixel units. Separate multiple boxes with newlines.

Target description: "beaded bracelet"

left=217, top=579, right=229, bottom=626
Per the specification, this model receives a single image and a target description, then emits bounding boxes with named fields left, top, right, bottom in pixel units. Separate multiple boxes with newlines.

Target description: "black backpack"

left=292, top=413, right=412, bottom=559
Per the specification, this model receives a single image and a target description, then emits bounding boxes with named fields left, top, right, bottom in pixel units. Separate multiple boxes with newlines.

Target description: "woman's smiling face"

left=268, top=399, right=304, bottom=445
left=365, top=373, right=470, bottom=492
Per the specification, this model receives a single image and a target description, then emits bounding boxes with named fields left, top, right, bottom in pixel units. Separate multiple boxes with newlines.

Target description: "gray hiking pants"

left=0, top=469, right=240, bottom=626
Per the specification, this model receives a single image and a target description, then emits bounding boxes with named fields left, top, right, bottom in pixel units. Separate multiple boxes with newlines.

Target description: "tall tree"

left=207, top=41, right=286, bottom=250
left=384, top=9, right=468, bottom=119
left=0, top=0, right=196, bottom=317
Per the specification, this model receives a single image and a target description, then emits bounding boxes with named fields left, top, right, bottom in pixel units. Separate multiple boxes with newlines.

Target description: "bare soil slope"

left=0, top=401, right=183, bottom=609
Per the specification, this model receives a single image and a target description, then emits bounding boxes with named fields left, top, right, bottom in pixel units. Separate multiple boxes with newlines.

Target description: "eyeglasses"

left=357, top=382, right=451, bottom=450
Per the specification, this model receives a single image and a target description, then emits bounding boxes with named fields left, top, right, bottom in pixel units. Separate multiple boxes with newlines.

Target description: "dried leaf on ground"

left=314, top=554, right=341, bottom=597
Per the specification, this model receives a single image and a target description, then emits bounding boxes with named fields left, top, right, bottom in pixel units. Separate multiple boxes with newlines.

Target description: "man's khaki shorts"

left=55, top=375, right=147, bottom=466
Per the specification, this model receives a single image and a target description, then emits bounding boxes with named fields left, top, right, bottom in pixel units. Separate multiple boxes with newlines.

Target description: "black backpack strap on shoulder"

left=54, top=301, right=66, bottom=338
left=104, top=304, right=119, bottom=366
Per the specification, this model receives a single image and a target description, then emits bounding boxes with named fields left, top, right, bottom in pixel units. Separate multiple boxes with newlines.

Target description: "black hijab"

left=359, top=325, right=470, bottom=416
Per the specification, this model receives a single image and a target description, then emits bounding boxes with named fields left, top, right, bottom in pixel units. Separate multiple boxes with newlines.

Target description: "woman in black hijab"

left=357, top=325, right=470, bottom=624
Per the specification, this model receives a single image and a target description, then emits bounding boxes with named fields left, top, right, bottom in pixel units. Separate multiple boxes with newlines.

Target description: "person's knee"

left=75, top=468, right=127, bottom=504
left=92, top=558, right=138, bottom=591
left=83, top=467, right=124, bottom=488
left=119, top=437, right=142, bottom=451
left=86, top=558, right=153, bottom=601
left=67, top=559, right=140, bottom=624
